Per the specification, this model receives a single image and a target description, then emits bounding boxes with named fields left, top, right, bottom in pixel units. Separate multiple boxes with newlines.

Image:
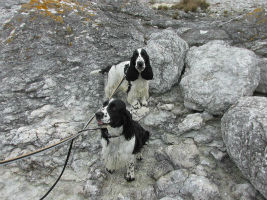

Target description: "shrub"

left=171, top=0, right=209, bottom=13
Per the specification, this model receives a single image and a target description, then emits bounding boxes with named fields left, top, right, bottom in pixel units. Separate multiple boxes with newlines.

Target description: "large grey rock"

left=221, top=96, right=267, bottom=198
left=145, top=29, right=189, bottom=94
left=256, top=58, right=267, bottom=94
left=181, top=40, right=260, bottom=115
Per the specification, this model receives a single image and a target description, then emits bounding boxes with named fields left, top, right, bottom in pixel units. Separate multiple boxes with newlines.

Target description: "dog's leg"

left=140, top=83, right=149, bottom=106
left=125, top=155, right=135, bottom=182
left=105, top=156, right=116, bottom=174
left=140, top=97, right=148, bottom=107
left=127, top=90, right=141, bottom=109
left=101, top=138, right=116, bottom=173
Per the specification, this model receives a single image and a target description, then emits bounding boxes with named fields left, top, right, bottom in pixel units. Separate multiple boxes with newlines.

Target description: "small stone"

left=178, top=113, right=204, bottom=133
left=144, top=111, right=175, bottom=127
left=210, top=148, right=227, bottom=161
left=165, top=139, right=200, bottom=169
left=193, top=133, right=213, bottom=144
left=161, top=133, right=178, bottom=145
left=148, top=160, right=174, bottom=180
left=159, top=104, right=175, bottom=111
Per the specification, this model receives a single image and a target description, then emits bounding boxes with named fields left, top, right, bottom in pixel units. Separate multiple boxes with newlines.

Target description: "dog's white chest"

left=101, top=127, right=135, bottom=169
left=131, top=76, right=148, bottom=96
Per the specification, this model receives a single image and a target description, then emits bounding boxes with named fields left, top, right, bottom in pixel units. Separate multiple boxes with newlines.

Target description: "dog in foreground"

left=95, top=98, right=150, bottom=181
left=91, top=48, right=153, bottom=109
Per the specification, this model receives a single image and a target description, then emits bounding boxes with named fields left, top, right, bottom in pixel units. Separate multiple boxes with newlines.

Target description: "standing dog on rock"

left=91, top=49, right=153, bottom=109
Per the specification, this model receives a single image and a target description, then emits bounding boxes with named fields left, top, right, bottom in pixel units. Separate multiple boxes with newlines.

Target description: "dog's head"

left=126, top=48, right=153, bottom=81
left=95, top=99, right=132, bottom=128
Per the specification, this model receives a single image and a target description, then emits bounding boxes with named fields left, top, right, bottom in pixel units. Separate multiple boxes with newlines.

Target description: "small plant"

left=171, top=0, right=209, bottom=13
left=158, top=5, right=169, bottom=10
left=172, top=12, right=180, bottom=19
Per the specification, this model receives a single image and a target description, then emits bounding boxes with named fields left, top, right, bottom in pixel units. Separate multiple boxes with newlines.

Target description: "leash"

left=0, top=76, right=126, bottom=166
left=0, top=127, right=99, bottom=166
left=40, top=139, right=73, bottom=200
left=0, top=74, right=127, bottom=199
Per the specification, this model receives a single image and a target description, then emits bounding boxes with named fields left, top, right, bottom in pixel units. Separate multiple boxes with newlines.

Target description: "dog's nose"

left=95, top=112, right=104, bottom=120
left=137, top=61, right=144, bottom=69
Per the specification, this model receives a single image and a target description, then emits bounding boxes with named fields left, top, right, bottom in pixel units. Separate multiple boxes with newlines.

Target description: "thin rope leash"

left=0, top=75, right=126, bottom=199
left=0, top=76, right=126, bottom=166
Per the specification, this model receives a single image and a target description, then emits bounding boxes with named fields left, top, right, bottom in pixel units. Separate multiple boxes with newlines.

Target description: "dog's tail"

left=90, top=65, right=112, bottom=75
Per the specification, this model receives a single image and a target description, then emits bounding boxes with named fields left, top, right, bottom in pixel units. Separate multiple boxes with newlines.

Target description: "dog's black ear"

left=141, top=49, right=153, bottom=80
left=122, top=109, right=134, bottom=140
left=126, top=50, right=139, bottom=81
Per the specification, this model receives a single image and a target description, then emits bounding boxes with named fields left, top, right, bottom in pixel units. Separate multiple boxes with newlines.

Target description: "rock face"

left=180, top=40, right=260, bottom=115
left=221, top=97, right=267, bottom=198
left=145, top=29, right=188, bottom=94
left=1, top=0, right=267, bottom=200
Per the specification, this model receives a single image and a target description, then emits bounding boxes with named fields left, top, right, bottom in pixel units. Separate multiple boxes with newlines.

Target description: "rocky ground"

left=0, top=0, right=267, bottom=200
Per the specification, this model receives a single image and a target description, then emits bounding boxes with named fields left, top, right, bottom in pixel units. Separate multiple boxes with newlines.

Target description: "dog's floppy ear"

left=122, top=109, right=134, bottom=140
left=141, top=49, right=153, bottom=80
left=126, top=50, right=139, bottom=81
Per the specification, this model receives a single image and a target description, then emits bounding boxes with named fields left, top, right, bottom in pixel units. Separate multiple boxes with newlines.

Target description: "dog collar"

left=107, top=133, right=123, bottom=138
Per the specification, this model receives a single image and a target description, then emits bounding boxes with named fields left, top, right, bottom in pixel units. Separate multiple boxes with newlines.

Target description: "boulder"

left=180, top=40, right=260, bottom=115
left=145, top=29, right=189, bottom=94
left=221, top=96, right=267, bottom=198
left=256, top=58, right=267, bottom=94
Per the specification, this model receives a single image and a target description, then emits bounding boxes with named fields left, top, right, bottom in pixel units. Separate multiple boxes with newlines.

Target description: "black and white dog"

left=95, top=98, right=149, bottom=181
left=91, top=49, right=153, bottom=109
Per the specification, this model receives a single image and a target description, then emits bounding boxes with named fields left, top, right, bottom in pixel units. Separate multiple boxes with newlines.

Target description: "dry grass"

left=171, top=0, right=209, bottom=12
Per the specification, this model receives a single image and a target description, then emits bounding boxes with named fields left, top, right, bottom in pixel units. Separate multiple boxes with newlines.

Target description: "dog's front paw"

left=124, top=173, right=135, bottom=182
left=136, top=153, right=143, bottom=161
left=106, top=168, right=115, bottom=174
